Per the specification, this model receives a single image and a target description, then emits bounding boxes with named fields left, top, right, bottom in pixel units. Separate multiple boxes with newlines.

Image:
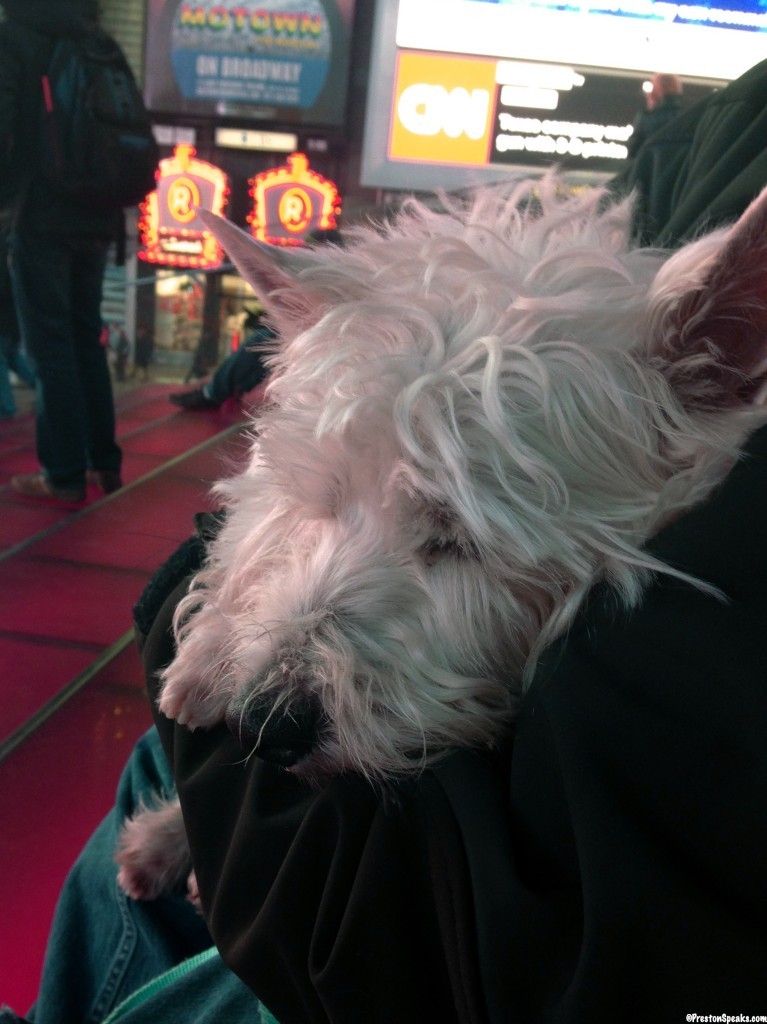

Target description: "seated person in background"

left=169, top=308, right=276, bottom=411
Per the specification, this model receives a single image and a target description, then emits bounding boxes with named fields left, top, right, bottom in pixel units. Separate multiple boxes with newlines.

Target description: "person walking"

left=112, top=325, right=130, bottom=383
left=0, top=0, right=124, bottom=502
left=132, top=324, right=154, bottom=382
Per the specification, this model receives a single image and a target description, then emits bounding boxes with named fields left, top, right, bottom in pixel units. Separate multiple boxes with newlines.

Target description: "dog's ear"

left=649, top=186, right=767, bottom=410
left=198, top=210, right=324, bottom=336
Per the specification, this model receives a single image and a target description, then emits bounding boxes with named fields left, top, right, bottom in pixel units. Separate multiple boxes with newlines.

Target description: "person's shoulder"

left=0, top=15, right=40, bottom=49
left=707, top=56, right=767, bottom=110
left=0, top=9, right=60, bottom=69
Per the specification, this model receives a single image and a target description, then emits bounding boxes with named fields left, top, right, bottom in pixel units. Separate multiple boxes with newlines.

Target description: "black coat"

left=141, top=422, right=767, bottom=1023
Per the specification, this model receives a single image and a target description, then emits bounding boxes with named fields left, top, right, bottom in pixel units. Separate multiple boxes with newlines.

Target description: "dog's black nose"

left=225, top=691, right=323, bottom=767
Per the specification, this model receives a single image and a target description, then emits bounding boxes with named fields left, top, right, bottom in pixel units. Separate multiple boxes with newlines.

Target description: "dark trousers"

left=9, top=231, right=122, bottom=490
left=207, top=334, right=271, bottom=405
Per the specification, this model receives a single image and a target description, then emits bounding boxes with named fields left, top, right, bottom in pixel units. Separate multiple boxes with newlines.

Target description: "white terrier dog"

left=117, top=177, right=767, bottom=900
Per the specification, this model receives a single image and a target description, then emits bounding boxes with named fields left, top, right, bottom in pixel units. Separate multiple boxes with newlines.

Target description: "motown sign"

left=247, top=152, right=341, bottom=246
left=138, top=143, right=230, bottom=268
left=143, top=0, right=356, bottom=127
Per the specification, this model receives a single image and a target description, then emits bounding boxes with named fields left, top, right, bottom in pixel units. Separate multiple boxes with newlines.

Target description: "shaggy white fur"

left=116, top=176, right=767, bottom=899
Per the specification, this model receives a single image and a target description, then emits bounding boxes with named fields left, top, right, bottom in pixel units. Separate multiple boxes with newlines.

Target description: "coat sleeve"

left=480, top=423, right=767, bottom=1019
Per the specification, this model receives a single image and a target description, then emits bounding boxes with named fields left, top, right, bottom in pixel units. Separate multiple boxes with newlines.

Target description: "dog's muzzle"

left=225, top=691, right=324, bottom=768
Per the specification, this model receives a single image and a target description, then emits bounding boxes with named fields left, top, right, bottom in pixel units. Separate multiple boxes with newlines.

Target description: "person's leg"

left=6, top=341, right=36, bottom=388
left=9, top=232, right=90, bottom=493
left=203, top=352, right=237, bottom=406
left=207, top=347, right=267, bottom=405
left=70, top=239, right=122, bottom=478
left=170, top=345, right=270, bottom=412
left=25, top=729, right=211, bottom=1024
left=0, top=342, right=16, bottom=416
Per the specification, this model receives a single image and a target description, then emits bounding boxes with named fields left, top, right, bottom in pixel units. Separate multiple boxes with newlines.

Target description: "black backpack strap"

left=39, top=37, right=63, bottom=168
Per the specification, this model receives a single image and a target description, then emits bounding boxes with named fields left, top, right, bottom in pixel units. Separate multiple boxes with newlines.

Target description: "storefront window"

left=148, top=269, right=262, bottom=377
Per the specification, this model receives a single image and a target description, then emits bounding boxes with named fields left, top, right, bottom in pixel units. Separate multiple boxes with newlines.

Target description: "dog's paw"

left=158, top=680, right=230, bottom=729
left=186, top=868, right=203, bottom=914
left=115, top=798, right=192, bottom=901
left=116, top=844, right=170, bottom=901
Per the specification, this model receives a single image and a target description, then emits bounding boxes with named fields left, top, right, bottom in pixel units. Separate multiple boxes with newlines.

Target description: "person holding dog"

left=5, top=421, right=766, bottom=1024
left=4, top=57, right=767, bottom=1024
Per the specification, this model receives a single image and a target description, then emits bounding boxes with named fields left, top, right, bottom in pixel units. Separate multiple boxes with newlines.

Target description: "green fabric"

left=101, top=948, right=221, bottom=1023
left=100, top=945, right=280, bottom=1024
left=612, top=57, right=767, bottom=246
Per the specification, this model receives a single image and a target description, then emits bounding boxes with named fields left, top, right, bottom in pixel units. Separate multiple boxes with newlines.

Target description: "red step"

left=0, top=382, right=253, bottom=1011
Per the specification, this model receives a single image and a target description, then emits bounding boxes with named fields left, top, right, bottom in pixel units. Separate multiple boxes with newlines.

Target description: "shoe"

left=86, top=469, right=123, bottom=494
left=11, top=472, right=86, bottom=503
left=169, top=389, right=220, bottom=411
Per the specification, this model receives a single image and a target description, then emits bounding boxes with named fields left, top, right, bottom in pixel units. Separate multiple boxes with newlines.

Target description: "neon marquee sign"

left=139, top=143, right=229, bottom=268
left=247, top=152, right=341, bottom=246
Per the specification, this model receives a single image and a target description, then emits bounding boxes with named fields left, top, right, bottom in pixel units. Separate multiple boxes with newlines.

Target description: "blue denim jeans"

left=9, top=231, right=121, bottom=490
left=0, top=730, right=264, bottom=1024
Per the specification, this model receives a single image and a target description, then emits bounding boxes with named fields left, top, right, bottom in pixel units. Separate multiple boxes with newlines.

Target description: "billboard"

left=362, top=0, right=758, bottom=189
left=144, top=0, right=356, bottom=127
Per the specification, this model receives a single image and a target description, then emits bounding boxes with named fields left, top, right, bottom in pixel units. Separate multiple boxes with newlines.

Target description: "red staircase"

left=0, top=382, right=252, bottom=1013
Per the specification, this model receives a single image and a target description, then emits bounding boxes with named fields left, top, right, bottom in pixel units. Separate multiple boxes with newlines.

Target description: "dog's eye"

left=418, top=537, right=477, bottom=566
left=413, top=500, right=479, bottom=566
left=420, top=538, right=461, bottom=566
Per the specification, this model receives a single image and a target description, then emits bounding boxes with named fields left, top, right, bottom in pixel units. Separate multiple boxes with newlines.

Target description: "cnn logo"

left=397, top=84, right=491, bottom=140
left=389, top=54, right=496, bottom=164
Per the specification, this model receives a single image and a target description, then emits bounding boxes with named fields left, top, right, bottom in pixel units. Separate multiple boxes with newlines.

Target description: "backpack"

left=39, top=27, right=159, bottom=210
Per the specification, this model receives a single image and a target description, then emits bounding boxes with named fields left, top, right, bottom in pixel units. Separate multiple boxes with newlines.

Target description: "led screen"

left=398, top=0, right=766, bottom=83
left=362, top=0, right=754, bottom=189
